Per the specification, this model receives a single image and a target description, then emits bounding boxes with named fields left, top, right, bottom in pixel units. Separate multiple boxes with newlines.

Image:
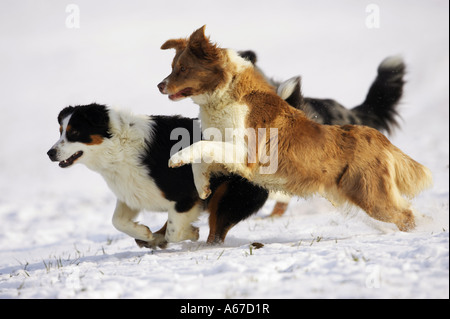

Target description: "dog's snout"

left=157, top=81, right=166, bottom=93
left=47, top=148, right=57, bottom=161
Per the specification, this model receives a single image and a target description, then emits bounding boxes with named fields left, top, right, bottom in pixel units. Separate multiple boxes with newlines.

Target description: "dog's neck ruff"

left=83, top=109, right=152, bottom=173
left=191, top=49, right=252, bottom=109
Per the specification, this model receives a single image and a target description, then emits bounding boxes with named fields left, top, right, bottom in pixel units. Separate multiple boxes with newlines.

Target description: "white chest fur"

left=198, top=101, right=249, bottom=136
left=100, top=158, right=171, bottom=212
left=84, top=111, right=173, bottom=212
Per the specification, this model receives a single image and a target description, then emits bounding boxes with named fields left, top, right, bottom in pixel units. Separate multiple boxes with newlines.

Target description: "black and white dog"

left=47, top=104, right=273, bottom=247
left=239, top=51, right=406, bottom=216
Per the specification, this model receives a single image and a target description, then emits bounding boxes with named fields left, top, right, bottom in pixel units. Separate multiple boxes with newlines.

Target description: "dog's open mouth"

left=169, top=88, right=193, bottom=101
left=59, top=151, right=83, bottom=168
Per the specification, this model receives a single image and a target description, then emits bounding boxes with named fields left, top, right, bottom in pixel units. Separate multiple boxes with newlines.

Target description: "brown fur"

left=206, top=180, right=234, bottom=244
left=87, top=134, right=104, bottom=145
left=271, top=202, right=289, bottom=217
left=160, top=28, right=226, bottom=100
left=161, top=26, right=433, bottom=232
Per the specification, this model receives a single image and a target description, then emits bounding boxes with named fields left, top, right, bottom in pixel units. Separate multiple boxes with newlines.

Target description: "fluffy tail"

left=352, top=56, right=406, bottom=134
left=392, top=148, right=433, bottom=197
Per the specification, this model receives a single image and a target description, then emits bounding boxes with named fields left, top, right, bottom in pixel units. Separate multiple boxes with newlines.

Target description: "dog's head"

left=47, top=104, right=111, bottom=168
left=157, top=25, right=227, bottom=101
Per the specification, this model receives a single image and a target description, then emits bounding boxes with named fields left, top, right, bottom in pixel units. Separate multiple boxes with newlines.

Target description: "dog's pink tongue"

left=169, top=93, right=182, bottom=101
left=169, top=88, right=192, bottom=101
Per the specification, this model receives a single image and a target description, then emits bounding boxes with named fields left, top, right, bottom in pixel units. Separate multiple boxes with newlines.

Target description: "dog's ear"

left=188, top=25, right=220, bottom=61
left=189, top=25, right=207, bottom=44
left=277, top=76, right=304, bottom=109
left=58, top=106, right=75, bottom=124
left=79, top=104, right=112, bottom=138
left=82, top=104, right=110, bottom=128
left=161, top=38, right=187, bottom=53
left=238, top=50, right=258, bottom=64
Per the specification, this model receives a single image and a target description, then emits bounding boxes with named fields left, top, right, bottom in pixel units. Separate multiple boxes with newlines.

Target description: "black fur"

left=352, top=58, right=405, bottom=133
left=238, top=50, right=257, bottom=64
left=207, top=174, right=268, bottom=243
left=57, top=104, right=112, bottom=143
left=208, top=175, right=268, bottom=224
left=142, top=115, right=269, bottom=221
left=142, top=115, right=201, bottom=213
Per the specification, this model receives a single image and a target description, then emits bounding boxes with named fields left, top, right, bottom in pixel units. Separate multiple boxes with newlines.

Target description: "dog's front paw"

left=168, top=156, right=186, bottom=168
left=135, top=233, right=168, bottom=249
left=166, top=225, right=200, bottom=243
left=168, top=148, right=193, bottom=168
left=186, top=226, right=200, bottom=242
left=199, top=185, right=212, bottom=200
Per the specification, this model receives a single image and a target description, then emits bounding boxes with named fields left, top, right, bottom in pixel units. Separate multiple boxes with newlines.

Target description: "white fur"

left=225, top=49, right=253, bottom=72
left=379, top=55, right=404, bottom=70
left=268, top=191, right=292, bottom=204
left=166, top=204, right=202, bottom=242
left=173, top=50, right=255, bottom=198
left=277, top=76, right=300, bottom=100
left=51, top=108, right=200, bottom=245
left=50, top=114, right=76, bottom=162
left=170, top=49, right=288, bottom=197
left=170, top=140, right=249, bottom=199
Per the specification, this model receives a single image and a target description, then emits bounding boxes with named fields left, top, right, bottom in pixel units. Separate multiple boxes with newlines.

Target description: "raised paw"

left=169, top=145, right=201, bottom=168
left=170, top=146, right=195, bottom=168
left=199, top=185, right=212, bottom=200
left=168, top=154, right=189, bottom=168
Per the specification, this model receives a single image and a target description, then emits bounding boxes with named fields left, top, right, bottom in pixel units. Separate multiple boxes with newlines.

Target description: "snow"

left=0, top=0, right=448, bottom=299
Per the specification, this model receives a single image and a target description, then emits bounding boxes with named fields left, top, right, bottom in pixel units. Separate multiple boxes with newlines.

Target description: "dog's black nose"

left=157, top=81, right=166, bottom=93
left=47, top=149, right=57, bottom=161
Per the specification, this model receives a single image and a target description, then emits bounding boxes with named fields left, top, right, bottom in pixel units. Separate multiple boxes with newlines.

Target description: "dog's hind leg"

left=206, top=175, right=269, bottom=244
left=112, top=200, right=155, bottom=241
left=268, top=191, right=292, bottom=217
left=354, top=194, right=415, bottom=231
left=206, top=179, right=234, bottom=244
left=339, top=167, right=415, bottom=231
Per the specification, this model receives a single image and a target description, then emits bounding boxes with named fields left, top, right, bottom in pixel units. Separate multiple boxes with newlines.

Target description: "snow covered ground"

left=0, top=0, right=448, bottom=299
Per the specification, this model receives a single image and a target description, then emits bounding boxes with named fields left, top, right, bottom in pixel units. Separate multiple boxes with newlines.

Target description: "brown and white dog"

left=158, top=26, right=432, bottom=232
left=240, top=50, right=406, bottom=217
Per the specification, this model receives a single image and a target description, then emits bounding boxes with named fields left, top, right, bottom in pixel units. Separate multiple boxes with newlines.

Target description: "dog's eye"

left=180, top=66, right=186, bottom=72
left=68, top=130, right=80, bottom=138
